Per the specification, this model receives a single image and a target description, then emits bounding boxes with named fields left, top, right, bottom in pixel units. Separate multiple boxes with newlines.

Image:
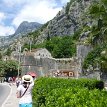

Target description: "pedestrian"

left=17, top=75, right=34, bottom=107
left=16, top=77, right=22, bottom=88
left=8, top=77, right=13, bottom=85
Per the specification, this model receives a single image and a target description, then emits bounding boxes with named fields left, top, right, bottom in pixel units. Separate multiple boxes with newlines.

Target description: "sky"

left=0, top=0, right=70, bottom=36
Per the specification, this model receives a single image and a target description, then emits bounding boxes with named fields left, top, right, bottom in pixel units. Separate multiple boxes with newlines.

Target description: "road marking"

left=1, top=83, right=12, bottom=107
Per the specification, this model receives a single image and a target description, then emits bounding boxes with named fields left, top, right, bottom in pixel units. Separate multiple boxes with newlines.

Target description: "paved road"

left=0, top=83, right=11, bottom=106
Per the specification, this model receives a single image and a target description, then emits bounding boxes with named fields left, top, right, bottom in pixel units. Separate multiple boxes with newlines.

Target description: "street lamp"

left=29, top=37, right=33, bottom=52
left=17, top=42, right=22, bottom=77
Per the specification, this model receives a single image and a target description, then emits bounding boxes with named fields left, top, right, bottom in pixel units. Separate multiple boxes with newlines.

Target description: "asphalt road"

left=0, top=83, right=11, bottom=106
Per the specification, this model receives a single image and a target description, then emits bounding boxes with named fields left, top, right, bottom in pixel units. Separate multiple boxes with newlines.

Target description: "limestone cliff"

left=36, top=0, right=94, bottom=43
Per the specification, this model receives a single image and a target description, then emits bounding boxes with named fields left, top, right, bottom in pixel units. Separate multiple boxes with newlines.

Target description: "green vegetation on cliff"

left=23, top=35, right=77, bottom=58
left=81, top=0, right=107, bottom=72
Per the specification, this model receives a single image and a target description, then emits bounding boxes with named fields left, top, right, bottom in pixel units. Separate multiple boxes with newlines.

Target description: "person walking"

left=16, top=77, right=22, bottom=87
left=17, top=75, right=34, bottom=107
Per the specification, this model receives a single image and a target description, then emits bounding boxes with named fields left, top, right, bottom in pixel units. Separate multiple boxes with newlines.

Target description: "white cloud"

left=0, top=25, right=15, bottom=36
left=1, top=0, right=69, bottom=36
left=12, top=0, right=62, bottom=28
left=2, top=0, right=29, bottom=7
left=0, top=12, right=14, bottom=36
left=0, top=12, right=6, bottom=24
left=60, top=0, right=70, bottom=4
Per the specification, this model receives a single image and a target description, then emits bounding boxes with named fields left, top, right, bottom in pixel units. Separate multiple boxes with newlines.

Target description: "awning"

left=27, top=71, right=37, bottom=77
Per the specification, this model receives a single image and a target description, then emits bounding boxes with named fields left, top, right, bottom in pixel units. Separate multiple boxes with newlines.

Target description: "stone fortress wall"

left=12, top=45, right=101, bottom=79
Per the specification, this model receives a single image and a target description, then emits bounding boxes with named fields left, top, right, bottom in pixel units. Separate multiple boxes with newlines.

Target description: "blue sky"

left=0, top=0, right=69, bottom=36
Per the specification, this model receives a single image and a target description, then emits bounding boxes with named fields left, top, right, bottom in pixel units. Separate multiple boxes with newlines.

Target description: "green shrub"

left=32, top=77, right=104, bottom=107
left=46, top=88, right=107, bottom=107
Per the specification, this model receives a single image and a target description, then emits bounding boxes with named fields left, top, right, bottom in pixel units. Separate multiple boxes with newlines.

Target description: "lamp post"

left=29, top=37, right=33, bottom=52
left=17, top=42, right=21, bottom=77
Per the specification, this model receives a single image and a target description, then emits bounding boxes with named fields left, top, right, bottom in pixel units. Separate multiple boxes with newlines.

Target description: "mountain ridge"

left=0, top=21, right=43, bottom=48
left=15, top=21, right=42, bottom=35
left=9, top=21, right=42, bottom=39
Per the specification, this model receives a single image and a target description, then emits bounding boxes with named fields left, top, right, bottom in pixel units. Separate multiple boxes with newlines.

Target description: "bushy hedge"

left=46, top=88, right=107, bottom=107
left=32, top=77, right=104, bottom=107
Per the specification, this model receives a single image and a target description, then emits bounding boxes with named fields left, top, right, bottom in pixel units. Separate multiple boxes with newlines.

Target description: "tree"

left=0, top=60, right=5, bottom=76
left=45, top=36, right=76, bottom=58
left=4, top=60, right=20, bottom=77
left=0, top=60, right=20, bottom=77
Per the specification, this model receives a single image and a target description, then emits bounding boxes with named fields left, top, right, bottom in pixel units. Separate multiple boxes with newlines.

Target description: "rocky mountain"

left=9, top=21, right=42, bottom=39
left=36, top=0, right=93, bottom=43
left=1, top=0, right=94, bottom=47
left=15, top=21, right=42, bottom=35
left=5, top=0, right=94, bottom=47
left=0, top=21, right=42, bottom=48
left=0, top=0, right=98, bottom=48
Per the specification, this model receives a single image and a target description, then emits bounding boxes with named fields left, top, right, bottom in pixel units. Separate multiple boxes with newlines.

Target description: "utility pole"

left=29, top=37, right=33, bottom=52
